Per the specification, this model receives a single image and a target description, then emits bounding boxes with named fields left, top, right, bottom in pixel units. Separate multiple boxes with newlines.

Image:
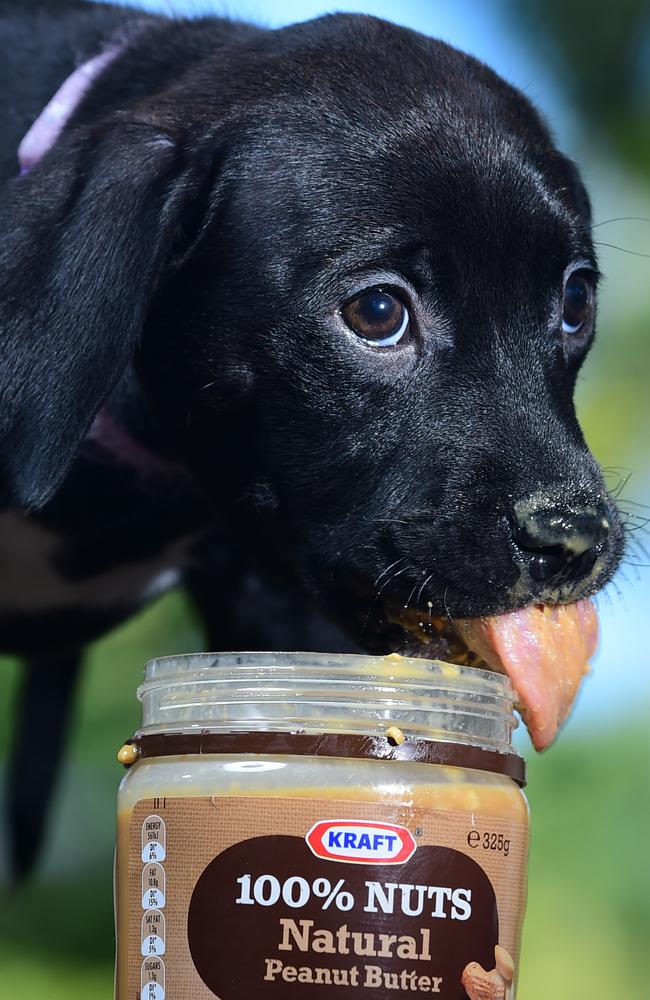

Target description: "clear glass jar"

left=116, top=652, right=529, bottom=1000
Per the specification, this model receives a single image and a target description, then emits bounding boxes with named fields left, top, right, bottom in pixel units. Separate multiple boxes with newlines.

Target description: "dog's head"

left=0, top=15, right=623, bottom=659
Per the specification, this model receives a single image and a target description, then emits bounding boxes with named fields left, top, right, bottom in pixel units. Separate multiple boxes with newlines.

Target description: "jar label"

left=119, top=797, right=528, bottom=999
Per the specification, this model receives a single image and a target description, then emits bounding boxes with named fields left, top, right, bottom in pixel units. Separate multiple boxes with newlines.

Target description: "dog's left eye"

left=562, top=274, right=594, bottom=334
left=341, top=288, right=410, bottom=347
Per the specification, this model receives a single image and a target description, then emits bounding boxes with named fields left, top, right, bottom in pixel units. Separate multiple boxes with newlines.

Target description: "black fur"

left=0, top=1, right=623, bottom=875
left=7, top=653, right=81, bottom=880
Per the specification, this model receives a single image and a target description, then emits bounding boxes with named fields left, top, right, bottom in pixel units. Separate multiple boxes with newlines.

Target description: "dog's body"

left=0, top=0, right=623, bottom=877
left=0, top=2, right=352, bottom=877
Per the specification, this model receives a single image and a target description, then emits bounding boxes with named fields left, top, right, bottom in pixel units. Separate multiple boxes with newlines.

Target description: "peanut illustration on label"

left=462, top=945, right=515, bottom=1000
left=494, top=945, right=515, bottom=985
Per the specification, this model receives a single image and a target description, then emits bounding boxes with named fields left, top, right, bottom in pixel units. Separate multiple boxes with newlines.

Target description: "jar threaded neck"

left=137, top=651, right=518, bottom=755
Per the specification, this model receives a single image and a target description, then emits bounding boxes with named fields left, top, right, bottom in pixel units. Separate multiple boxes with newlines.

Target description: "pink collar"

left=85, top=410, right=182, bottom=476
left=18, top=46, right=121, bottom=172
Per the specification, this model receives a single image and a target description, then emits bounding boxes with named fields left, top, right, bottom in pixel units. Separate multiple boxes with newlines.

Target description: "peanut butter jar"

left=115, top=652, right=529, bottom=1000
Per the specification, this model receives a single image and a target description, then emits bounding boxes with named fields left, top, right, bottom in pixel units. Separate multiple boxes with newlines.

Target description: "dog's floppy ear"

left=0, top=120, right=201, bottom=508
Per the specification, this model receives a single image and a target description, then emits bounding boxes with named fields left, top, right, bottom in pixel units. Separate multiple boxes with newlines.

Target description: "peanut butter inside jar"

left=115, top=652, right=529, bottom=1000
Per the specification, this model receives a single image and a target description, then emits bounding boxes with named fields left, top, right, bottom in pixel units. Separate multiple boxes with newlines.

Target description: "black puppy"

left=0, top=0, right=622, bottom=878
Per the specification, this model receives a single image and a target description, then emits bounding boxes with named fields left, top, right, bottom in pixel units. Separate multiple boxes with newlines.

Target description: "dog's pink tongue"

left=461, top=601, right=598, bottom=750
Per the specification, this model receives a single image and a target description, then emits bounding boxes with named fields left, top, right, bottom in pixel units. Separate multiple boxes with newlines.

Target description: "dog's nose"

left=512, top=502, right=611, bottom=583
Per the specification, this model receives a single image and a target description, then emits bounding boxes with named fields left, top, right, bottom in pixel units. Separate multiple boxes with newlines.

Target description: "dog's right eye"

left=562, top=273, right=594, bottom=335
left=341, top=288, right=410, bottom=347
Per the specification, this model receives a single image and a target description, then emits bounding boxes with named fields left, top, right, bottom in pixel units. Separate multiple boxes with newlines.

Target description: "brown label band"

left=129, top=732, right=526, bottom=787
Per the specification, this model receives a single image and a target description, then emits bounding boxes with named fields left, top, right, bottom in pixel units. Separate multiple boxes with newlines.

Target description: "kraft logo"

left=306, top=820, right=417, bottom=865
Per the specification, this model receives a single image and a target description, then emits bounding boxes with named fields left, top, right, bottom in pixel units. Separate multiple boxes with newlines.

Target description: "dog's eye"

left=341, top=288, right=410, bottom=347
left=562, top=274, right=593, bottom=334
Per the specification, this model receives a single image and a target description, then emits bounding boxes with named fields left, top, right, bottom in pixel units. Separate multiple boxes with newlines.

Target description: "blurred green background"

left=1, top=1, right=649, bottom=998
